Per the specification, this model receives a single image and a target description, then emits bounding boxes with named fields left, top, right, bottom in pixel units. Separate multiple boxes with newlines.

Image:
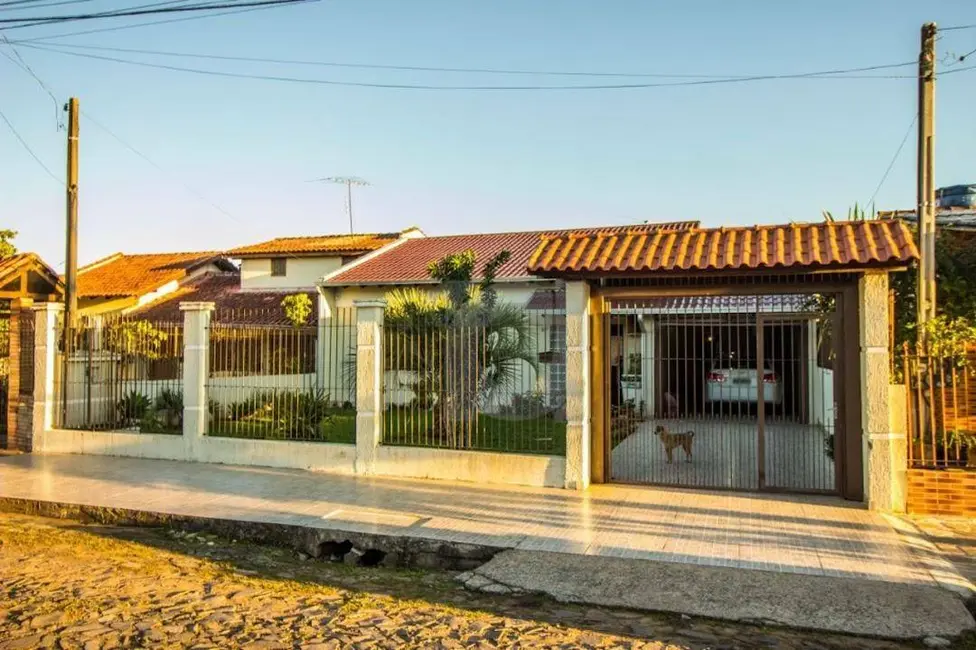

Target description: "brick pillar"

left=859, top=271, right=905, bottom=511
left=4, top=298, right=33, bottom=450
left=564, top=281, right=591, bottom=490
left=180, top=302, right=215, bottom=458
left=354, top=300, right=384, bottom=475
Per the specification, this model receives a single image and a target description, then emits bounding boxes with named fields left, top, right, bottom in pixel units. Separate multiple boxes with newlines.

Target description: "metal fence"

left=903, top=342, right=976, bottom=469
left=205, top=307, right=357, bottom=443
left=381, top=292, right=567, bottom=455
left=53, top=313, right=184, bottom=433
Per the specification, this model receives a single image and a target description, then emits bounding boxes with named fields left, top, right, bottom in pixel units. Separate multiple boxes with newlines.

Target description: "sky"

left=1, top=0, right=975, bottom=269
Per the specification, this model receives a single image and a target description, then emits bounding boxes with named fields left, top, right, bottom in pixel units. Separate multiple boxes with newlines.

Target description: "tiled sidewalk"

left=0, top=453, right=942, bottom=586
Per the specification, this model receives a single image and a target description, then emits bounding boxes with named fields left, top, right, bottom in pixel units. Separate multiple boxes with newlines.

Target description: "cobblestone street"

left=0, top=513, right=958, bottom=649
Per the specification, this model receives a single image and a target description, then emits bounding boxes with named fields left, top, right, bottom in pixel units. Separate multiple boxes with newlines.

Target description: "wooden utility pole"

left=916, top=22, right=937, bottom=337
left=64, top=97, right=79, bottom=330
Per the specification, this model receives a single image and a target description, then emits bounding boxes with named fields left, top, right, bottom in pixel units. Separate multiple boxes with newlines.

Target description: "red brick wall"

left=907, top=469, right=976, bottom=516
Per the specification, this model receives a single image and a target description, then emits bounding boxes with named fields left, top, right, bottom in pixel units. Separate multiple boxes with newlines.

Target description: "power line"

left=16, top=43, right=923, bottom=90
left=9, top=2, right=278, bottom=40
left=0, top=103, right=62, bottom=184
left=865, top=113, right=917, bottom=209
left=0, top=0, right=313, bottom=29
left=1, top=41, right=922, bottom=80
left=940, top=24, right=976, bottom=32
left=1, top=34, right=63, bottom=127
left=0, top=0, right=97, bottom=11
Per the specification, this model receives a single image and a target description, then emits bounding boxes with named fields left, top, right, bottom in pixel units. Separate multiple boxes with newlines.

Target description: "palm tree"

left=383, top=265, right=538, bottom=447
left=821, top=203, right=875, bottom=223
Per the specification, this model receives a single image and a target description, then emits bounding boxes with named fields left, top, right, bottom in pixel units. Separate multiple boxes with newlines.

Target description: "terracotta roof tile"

left=527, top=220, right=918, bottom=276
left=77, top=251, right=231, bottom=298
left=132, top=273, right=315, bottom=326
left=324, top=222, right=699, bottom=285
left=227, top=231, right=405, bottom=258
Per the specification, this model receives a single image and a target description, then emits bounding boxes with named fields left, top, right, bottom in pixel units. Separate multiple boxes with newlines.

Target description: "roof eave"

left=526, top=260, right=917, bottom=279
left=231, top=249, right=380, bottom=259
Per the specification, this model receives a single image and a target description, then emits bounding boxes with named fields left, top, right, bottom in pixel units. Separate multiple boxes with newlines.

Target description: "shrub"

left=274, top=389, right=331, bottom=437
left=504, top=391, right=547, bottom=419
left=154, top=389, right=183, bottom=431
left=117, top=391, right=151, bottom=424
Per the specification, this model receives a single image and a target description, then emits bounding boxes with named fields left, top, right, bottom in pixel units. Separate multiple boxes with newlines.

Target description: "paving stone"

left=0, top=513, right=941, bottom=650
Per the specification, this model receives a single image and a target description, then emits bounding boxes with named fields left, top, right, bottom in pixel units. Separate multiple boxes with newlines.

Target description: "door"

left=604, top=293, right=841, bottom=494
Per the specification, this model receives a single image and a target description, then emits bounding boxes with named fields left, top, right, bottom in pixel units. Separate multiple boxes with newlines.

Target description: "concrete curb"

left=469, top=549, right=976, bottom=640
left=0, top=497, right=503, bottom=571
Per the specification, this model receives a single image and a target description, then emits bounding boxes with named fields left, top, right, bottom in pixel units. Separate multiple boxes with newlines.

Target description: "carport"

left=527, top=220, right=918, bottom=505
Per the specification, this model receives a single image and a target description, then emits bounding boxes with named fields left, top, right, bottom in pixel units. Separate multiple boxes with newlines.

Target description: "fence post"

left=564, top=281, right=591, bottom=490
left=354, top=300, right=385, bottom=475
left=180, top=302, right=215, bottom=458
left=29, top=302, right=62, bottom=451
left=859, top=271, right=905, bottom=511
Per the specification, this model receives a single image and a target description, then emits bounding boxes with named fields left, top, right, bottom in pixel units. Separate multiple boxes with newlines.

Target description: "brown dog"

left=655, top=424, right=694, bottom=464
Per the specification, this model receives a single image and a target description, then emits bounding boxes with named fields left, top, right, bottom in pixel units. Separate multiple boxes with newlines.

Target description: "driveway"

left=611, top=418, right=835, bottom=491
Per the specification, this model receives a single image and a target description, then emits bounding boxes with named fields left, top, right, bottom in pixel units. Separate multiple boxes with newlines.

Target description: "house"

left=0, top=253, right=63, bottom=307
left=75, top=251, right=236, bottom=316
left=317, top=222, right=701, bottom=414
left=879, top=207, right=976, bottom=233
left=1, top=252, right=64, bottom=451
left=225, top=228, right=424, bottom=291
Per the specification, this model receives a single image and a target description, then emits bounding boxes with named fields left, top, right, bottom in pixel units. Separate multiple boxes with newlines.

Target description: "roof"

left=0, top=252, right=64, bottom=297
left=323, top=222, right=700, bottom=286
left=878, top=208, right=976, bottom=232
left=132, top=273, right=316, bottom=326
left=77, top=251, right=234, bottom=298
left=227, top=230, right=413, bottom=258
left=527, top=220, right=918, bottom=277
left=526, top=289, right=566, bottom=311
left=611, top=294, right=813, bottom=314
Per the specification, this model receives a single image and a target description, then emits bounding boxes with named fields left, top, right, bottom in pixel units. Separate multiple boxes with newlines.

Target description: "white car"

left=705, top=367, right=783, bottom=405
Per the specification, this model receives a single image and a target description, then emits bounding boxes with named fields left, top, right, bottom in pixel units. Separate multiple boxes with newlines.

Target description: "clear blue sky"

left=2, top=0, right=974, bottom=269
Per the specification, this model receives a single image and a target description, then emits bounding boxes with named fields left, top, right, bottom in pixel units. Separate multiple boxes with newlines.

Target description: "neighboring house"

left=0, top=253, right=63, bottom=306
left=226, top=228, right=424, bottom=291
left=1, top=252, right=64, bottom=450
left=76, top=251, right=236, bottom=316
left=878, top=207, right=976, bottom=233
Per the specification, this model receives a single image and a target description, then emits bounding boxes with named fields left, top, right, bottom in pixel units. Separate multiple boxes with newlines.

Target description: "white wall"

left=37, top=428, right=358, bottom=474
left=241, top=257, right=344, bottom=290
left=373, top=445, right=565, bottom=488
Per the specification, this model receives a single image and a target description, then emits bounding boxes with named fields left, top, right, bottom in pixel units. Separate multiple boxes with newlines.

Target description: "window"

left=270, top=258, right=287, bottom=277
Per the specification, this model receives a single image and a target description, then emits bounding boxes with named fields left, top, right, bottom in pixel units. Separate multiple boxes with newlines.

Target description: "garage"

left=606, top=294, right=838, bottom=493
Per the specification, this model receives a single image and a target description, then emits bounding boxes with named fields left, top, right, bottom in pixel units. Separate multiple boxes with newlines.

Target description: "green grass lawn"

left=382, top=408, right=566, bottom=455
left=208, top=408, right=357, bottom=444
left=208, top=406, right=566, bottom=455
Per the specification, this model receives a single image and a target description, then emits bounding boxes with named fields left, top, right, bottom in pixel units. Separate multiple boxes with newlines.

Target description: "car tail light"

left=762, top=371, right=777, bottom=384
left=707, top=372, right=726, bottom=383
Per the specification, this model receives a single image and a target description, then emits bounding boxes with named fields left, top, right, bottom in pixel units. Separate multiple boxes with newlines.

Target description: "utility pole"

left=916, top=22, right=937, bottom=340
left=309, top=176, right=370, bottom=233
left=62, top=97, right=79, bottom=427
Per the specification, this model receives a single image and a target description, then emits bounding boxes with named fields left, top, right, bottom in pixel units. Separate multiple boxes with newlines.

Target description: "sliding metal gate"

left=605, top=293, right=840, bottom=493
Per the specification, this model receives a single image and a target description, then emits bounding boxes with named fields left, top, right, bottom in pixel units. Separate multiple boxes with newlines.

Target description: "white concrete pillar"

left=858, top=272, right=905, bottom=511
left=180, top=302, right=215, bottom=456
left=30, top=302, right=63, bottom=450
left=354, top=300, right=385, bottom=475
left=564, top=281, right=591, bottom=490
